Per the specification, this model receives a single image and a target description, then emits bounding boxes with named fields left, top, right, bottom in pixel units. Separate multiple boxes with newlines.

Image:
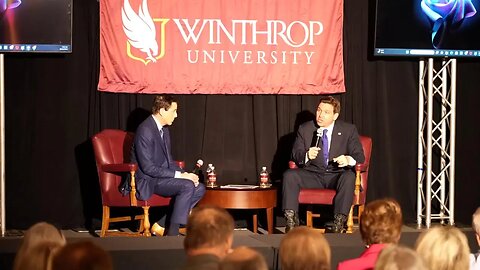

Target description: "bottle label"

left=260, top=172, right=268, bottom=187
left=207, top=173, right=217, bottom=187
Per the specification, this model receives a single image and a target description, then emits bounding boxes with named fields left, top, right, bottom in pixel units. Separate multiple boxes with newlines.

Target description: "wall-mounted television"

left=0, top=0, right=72, bottom=53
left=374, top=0, right=480, bottom=58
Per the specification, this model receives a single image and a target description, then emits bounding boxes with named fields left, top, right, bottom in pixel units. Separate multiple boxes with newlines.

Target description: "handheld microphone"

left=315, top=128, right=325, bottom=147
left=192, top=159, right=204, bottom=175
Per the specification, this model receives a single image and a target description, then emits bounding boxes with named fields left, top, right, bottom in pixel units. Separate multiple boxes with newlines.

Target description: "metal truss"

left=417, top=58, right=456, bottom=228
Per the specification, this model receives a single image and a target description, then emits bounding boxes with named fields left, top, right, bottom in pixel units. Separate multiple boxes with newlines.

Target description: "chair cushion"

left=298, top=189, right=336, bottom=204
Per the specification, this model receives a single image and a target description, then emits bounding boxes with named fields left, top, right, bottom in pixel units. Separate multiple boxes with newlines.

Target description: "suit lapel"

left=149, top=117, right=169, bottom=161
left=329, top=121, right=343, bottom=159
left=163, top=128, right=171, bottom=163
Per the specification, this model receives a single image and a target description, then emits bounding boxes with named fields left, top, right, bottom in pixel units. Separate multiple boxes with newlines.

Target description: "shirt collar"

left=324, top=121, right=335, bottom=135
left=151, top=114, right=164, bottom=132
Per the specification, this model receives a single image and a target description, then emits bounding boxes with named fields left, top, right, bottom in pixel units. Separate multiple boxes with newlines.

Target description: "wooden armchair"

left=294, top=135, right=372, bottom=233
left=92, top=129, right=174, bottom=237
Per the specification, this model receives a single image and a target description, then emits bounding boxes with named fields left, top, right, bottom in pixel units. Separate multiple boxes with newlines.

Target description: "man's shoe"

left=325, top=213, right=347, bottom=233
left=284, top=210, right=299, bottom=234
left=151, top=222, right=165, bottom=236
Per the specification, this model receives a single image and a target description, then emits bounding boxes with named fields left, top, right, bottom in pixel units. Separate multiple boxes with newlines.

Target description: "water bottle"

left=206, top=164, right=217, bottom=188
left=259, top=166, right=270, bottom=188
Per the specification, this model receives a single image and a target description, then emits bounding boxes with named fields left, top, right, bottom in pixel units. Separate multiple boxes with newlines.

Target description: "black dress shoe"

left=325, top=225, right=346, bottom=233
left=325, top=213, right=347, bottom=233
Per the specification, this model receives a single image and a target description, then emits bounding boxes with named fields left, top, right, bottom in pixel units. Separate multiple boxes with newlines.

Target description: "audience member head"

left=415, top=226, right=470, bottom=270
left=184, top=205, right=235, bottom=259
left=472, top=207, right=480, bottom=246
left=15, top=241, right=64, bottom=270
left=219, top=246, right=268, bottom=270
left=13, top=222, right=66, bottom=270
left=360, top=198, right=403, bottom=246
left=279, top=226, right=331, bottom=270
left=51, top=241, right=113, bottom=270
left=374, top=244, right=427, bottom=270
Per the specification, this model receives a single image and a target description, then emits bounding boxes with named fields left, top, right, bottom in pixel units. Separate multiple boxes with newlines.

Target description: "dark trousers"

left=153, top=178, right=206, bottom=225
left=282, top=168, right=355, bottom=215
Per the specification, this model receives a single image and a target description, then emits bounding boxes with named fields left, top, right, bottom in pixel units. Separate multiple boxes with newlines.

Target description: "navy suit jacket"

left=292, top=120, right=365, bottom=173
left=130, top=116, right=183, bottom=200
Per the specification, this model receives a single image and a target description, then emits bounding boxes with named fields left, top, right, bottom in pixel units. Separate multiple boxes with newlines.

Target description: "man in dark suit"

left=131, top=95, right=205, bottom=236
left=182, top=206, right=234, bottom=270
left=283, top=96, right=365, bottom=233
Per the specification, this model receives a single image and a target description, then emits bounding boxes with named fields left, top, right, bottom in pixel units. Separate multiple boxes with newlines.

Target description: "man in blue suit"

left=131, top=95, right=205, bottom=236
left=283, top=96, right=365, bottom=233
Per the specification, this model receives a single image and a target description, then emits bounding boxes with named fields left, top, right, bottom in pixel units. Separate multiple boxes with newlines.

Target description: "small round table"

left=198, top=186, right=277, bottom=234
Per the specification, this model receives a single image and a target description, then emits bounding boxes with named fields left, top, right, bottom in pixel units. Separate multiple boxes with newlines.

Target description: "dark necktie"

left=322, top=129, right=329, bottom=166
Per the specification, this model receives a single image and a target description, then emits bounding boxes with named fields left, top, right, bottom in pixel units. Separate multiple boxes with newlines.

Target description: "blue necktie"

left=322, top=129, right=329, bottom=166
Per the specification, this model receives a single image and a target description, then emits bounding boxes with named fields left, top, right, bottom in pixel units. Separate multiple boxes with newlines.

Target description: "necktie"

left=322, top=129, right=329, bottom=166
left=160, top=127, right=164, bottom=140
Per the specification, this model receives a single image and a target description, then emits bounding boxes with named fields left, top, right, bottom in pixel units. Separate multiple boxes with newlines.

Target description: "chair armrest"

left=102, top=163, right=137, bottom=173
left=355, top=163, right=368, bottom=172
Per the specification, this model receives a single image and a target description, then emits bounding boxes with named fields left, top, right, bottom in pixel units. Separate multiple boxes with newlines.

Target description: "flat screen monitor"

left=0, top=0, right=72, bottom=53
left=374, top=0, right=480, bottom=58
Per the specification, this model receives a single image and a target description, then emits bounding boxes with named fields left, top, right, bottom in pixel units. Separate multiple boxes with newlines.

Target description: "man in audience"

left=51, top=241, right=113, bottom=270
left=337, top=198, right=403, bottom=270
left=283, top=95, right=364, bottom=233
left=471, top=207, right=480, bottom=270
left=415, top=226, right=470, bottom=270
left=182, top=205, right=235, bottom=270
left=280, top=226, right=331, bottom=270
left=219, top=246, right=268, bottom=270
left=128, top=95, right=205, bottom=236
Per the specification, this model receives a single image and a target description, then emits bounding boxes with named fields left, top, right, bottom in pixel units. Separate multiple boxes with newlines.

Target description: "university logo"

left=121, top=0, right=168, bottom=65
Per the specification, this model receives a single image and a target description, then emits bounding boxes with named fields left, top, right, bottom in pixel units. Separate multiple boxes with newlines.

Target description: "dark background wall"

left=3, top=0, right=480, bottom=230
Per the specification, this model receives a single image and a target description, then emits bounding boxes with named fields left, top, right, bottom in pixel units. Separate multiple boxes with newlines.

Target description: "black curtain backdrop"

left=4, top=0, right=480, bottom=229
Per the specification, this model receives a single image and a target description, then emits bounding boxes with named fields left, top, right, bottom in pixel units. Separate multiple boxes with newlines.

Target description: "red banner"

left=98, top=0, right=345, bottom=94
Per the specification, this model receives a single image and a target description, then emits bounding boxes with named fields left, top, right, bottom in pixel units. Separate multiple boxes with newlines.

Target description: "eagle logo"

left=121, top=0, right=169, bottom=65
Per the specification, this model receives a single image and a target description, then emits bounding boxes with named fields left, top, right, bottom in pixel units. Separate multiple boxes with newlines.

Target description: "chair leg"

left=358, top=204, right=365, bottom=220
left=346, top=205, right=354, bottom=234
left=306, top=210, right=313, bottom=228
left=101, top=206, right=110, bottom=237
left=142, top=206, right=151, bottom=237
left=138, top=216, right=145, bottom=234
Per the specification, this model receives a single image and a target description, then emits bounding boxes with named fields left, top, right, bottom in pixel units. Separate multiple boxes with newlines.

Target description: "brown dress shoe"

left=151, top=223, right=165, bottom=236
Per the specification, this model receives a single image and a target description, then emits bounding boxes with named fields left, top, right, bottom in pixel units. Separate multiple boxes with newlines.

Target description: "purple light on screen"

left=421, top=0, right=477, bottom=48
left=1, top=0, right=22, bottom=13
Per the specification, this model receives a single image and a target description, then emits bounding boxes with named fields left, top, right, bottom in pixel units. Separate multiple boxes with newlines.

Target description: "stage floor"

left=0, top=225, right=476, bottom=270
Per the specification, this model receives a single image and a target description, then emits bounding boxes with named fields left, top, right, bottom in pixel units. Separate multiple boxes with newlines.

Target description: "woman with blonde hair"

left=13, top=222, right=66, bottom=270
left=415, top=226, right=470, bottom=270
left=375, top=244, right=427, bottom=270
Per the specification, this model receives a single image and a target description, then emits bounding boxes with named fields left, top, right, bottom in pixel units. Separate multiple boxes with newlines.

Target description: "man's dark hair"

left=152, top=95, right=176, bottom=114
left=318, top=96, right=341, bottom=114
left=184, top=205, right=234, bottom=251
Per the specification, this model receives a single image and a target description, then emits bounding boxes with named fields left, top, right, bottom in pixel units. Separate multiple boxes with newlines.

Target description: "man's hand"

left=333, top=155, right=350, bottom=167
left=308, top=147, right=320, bottom=160
left=180, top=172, right=200, bottom=186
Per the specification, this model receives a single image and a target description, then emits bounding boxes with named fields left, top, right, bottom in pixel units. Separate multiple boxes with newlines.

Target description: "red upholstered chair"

left=92, top=129, right=174, bottom=237
left=293, top=135, right=372, bottom=233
